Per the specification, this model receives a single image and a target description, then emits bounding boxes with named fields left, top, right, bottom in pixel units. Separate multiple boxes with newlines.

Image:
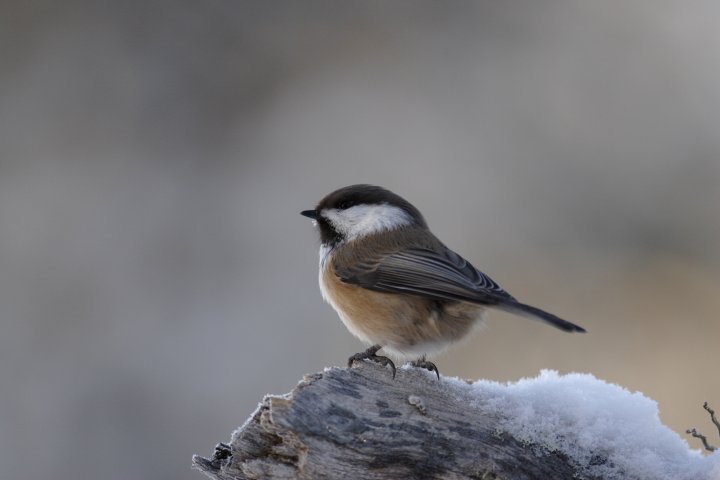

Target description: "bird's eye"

left=338, top=201, right=352, bottom=210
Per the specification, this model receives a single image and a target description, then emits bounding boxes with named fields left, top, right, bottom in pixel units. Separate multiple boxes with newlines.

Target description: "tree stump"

left=192, top=362, right=597, bottom=479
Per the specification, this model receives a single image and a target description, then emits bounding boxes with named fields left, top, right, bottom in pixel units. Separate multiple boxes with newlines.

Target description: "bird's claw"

left=411, top=357, right=440, bottom=380
left=348, top=344, right=396, bottom=379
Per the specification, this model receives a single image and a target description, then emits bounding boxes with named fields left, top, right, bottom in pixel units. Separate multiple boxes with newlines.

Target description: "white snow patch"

left=441, top=370, right=720, bottom=480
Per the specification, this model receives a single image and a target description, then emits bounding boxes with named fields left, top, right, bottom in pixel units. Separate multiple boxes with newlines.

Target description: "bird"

left=301, top=184, right=585, bottom=379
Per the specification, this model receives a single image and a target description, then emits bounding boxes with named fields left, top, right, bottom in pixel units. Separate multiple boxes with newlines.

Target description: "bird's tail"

left=499, top=301, right=586, bottom=333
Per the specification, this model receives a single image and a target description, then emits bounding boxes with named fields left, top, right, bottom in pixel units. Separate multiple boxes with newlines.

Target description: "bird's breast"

left=318, top=251, right=482, bottom=358
left=319, top=260, right=406, bottom=345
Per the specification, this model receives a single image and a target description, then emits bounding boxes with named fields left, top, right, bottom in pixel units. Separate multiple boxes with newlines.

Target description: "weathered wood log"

left=192, top=362, right=599, bottom=479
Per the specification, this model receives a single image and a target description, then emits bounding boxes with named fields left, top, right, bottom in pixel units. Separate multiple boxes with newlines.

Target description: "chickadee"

left=301, top=185, right=585, bottom=379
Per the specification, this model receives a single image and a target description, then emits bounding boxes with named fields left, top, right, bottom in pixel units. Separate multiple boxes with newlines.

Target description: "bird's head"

left=301, top=184, right=427, bottom=247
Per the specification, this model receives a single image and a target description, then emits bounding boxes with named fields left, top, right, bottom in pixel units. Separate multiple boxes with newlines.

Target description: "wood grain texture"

left=193, top=362, right=599, bottom=480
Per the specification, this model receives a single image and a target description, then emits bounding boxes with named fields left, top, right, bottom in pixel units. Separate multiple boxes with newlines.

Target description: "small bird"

left=301, top=185, right=585, bottom=379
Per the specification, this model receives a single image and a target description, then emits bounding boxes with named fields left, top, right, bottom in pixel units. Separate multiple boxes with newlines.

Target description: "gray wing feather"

left=337, top=246, right=516, bottom=305
left=337, top=245, right=586, bottom=333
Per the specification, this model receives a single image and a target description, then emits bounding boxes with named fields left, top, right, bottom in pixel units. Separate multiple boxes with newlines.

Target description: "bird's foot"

left=348, top=344, right=396, bottom=379
left=410, top=356, right=440, bottom=380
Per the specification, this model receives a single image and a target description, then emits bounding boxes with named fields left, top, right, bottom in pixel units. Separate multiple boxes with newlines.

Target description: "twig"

left=686, top=402, right=719, bottom=452
left=703, top=402, right=720, bottom=439
left=686, top=428, right=717, bottom=452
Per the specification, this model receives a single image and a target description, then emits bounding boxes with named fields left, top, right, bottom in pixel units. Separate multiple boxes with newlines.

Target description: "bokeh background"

left=2, top=1, right=720, bottom=479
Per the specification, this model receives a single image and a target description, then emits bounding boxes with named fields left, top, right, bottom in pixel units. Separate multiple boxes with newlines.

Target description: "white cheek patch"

left=322, top=204, right=412, bottom=240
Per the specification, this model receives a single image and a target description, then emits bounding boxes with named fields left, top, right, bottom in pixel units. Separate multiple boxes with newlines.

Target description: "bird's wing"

left=336, top=244, right=586, bottom=333
left=335, top=246, right=516, bottom=305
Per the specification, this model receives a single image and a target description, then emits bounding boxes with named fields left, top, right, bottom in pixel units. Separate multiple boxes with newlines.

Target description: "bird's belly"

left=320, top=268, right=483, bottom=359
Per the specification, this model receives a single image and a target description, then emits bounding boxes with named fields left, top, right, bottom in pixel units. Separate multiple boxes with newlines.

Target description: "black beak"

left=300, top=209, right=319, bottom=219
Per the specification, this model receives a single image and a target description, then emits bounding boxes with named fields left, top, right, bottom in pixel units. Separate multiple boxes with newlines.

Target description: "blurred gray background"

left=2, top=1, right=720, bottom=479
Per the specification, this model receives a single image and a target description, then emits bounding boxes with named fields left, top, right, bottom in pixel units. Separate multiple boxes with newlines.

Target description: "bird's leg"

left=410, top=355, right=440, bottom=380
left=348, top=344, right=396, bottom=379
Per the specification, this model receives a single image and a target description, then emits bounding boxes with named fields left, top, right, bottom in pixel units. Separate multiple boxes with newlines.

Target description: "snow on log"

left=193, top=362, right=720, bottom=480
